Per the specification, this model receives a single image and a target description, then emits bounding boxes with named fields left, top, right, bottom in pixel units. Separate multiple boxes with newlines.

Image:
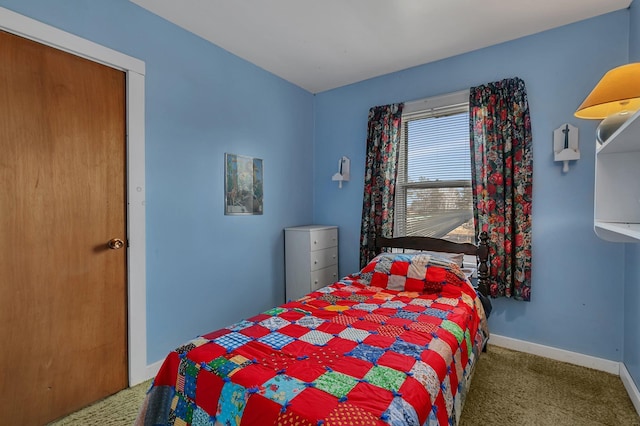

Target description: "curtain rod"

left=403, top=89, right=468, bottom=114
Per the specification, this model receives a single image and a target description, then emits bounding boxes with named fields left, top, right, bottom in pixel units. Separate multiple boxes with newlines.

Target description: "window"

left=395, top=91, right=474, bottom=244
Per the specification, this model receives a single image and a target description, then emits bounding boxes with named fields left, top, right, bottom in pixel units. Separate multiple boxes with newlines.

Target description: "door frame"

left=0, top=7, right=149, bottom=385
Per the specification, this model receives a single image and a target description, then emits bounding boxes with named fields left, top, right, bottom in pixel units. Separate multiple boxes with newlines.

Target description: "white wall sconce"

left=553, top=123, right=580, bottom=173
left=331, top=156, right=350, bottom=188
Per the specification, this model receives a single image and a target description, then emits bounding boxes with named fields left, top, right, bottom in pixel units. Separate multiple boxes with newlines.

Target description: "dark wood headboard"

left=375, top=232, right=490, bottom=296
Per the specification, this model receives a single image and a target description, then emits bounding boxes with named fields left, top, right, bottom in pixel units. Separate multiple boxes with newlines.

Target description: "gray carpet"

left=49, top=345, right=640, bottom=425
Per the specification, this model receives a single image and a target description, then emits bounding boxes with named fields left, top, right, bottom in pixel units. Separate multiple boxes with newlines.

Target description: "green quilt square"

left=441, top=320, right=464, bottom=344
left=314, top=371, right=358, bottom=398
left=264, top=307, right=287, bottom=316
left=364, top=365, right=406, bottom=392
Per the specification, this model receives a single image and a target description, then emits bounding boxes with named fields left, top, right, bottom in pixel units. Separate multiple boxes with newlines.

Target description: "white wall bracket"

left=554, top=123, right=580, bottom=173
left=331, top=156, right=350, bottom=188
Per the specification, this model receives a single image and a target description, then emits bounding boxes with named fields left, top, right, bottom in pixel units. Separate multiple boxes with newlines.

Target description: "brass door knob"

left=107, top=238, right=125, bottom=250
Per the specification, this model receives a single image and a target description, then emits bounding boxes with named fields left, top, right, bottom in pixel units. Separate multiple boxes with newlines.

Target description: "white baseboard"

left=130, top=359, right=163, bottom=387
left=489, top=334, right=619, bottom=374
left=490, top=334, right=640, bottom=417
left=620, top=363, right=640, bottom=416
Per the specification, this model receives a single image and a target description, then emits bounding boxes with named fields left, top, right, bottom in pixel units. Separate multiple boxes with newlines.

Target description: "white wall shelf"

left=594, top=109, right=640, bottom=242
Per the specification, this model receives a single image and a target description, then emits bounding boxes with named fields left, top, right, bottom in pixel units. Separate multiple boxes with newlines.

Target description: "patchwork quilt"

left=136, top=256, right=489, bottom=426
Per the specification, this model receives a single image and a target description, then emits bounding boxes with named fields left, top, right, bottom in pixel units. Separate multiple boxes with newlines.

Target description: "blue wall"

left=314, top=11, right=630, bottom=362
left=0, top=0, right=315, bottom=363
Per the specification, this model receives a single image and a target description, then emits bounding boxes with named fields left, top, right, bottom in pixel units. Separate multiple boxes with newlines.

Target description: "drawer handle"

left=314, top=260, right=318, bottom=264
left=313, top=240, right=317, bottom=245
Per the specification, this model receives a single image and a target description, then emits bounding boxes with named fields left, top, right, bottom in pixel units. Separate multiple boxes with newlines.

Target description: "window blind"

left=395, top=103, right=474, bottom=243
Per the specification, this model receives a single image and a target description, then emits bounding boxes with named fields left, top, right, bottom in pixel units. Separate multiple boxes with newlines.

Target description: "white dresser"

left=284, top=225, right=338, bottom=301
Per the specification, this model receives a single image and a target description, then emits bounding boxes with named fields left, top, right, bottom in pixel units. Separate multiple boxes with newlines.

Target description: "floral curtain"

left=359, top=103, right=404, bottom=268
left=469, top=78, right=533, bottom=301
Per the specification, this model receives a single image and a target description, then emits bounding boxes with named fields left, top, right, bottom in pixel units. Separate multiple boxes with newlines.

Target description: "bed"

left=135, top=233, right=490, bottom=426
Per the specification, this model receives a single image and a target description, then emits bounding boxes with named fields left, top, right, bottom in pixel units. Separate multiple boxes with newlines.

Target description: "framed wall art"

left=224, top=153, right=263, bottom=215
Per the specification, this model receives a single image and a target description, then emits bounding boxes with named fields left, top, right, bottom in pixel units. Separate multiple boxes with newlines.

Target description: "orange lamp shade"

left=575, top=63, right=640, bottom=119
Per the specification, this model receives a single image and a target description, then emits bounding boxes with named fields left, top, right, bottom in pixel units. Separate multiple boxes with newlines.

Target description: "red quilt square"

left=316, top=321, right=346, bottom=335
left=425, top=267, right=447, bottom=283
left=345, top=382, right=393, bottom=418
left=288, top=387, right=338, bottom=420
left=240, top=324, right=271, bottom=339
left=261, top=351, right=297, bottom=372
left=404, top=277, right=425, bottom=292
left=325, top=337, right=358, bottom=354
left=235, top=341, right=278, bottom=364
left=399, top=376, right=431, bottom=425
left=370, top=272, right=389, bottom=288
left=153, top=351, right=180, bottom=387
left=307, top=345, right=343, bottom=366
left=279, top=310, right=305, bottom=322
left=187, top=342, right=227, bottom=364
left=343, top=308, right=369, bottom=319
left=231, top=363, right=276, bottom=388
left=332, top=356, right=373, bottom=380
left=421, top=350, right=447, bottom=381
left=281, top=340, right=316, bottom=358
left=377, top=351, right=416, bottom=373
left=314, top=309, right=340, bottom=320
left=390, top=260, right=409, bottom=276
left=435, top=331, right=458, bottom=354
left=399, top=330, right=430, bottom=347
left=286, top=359, right=326, bottom=382
left=361, top=261, right=377, bottom=273
left=363, top=334, right=395, bottom=349
left=195, top=369, right=224, bottom=415
left=202, top=328, right=230, bottom=340
left=331, top=290, right=353, bottom=298
left=433, top=392, right=449, bottom=426
left=351, top=320, right=381, bottom=332
left=403, top=304, right=424, bottom=313
left=240, top=394, right=281, bottom=425
left=247, top=313, right=270, bottom=323
left=279, top=324, right=310, bottom=339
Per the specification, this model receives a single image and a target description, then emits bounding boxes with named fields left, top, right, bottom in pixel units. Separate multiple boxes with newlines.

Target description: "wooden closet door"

left=0, top=30, right=128, bottom=425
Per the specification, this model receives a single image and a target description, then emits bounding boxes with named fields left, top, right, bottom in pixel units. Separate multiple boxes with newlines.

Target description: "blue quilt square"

left=213, top=332, right=251, bottom=352
left=260, top=374, right=306, bottom=405
left=390, top=340, right=424, bottom=360
left=424, top=308, right=449, bottom=319
left=258, top=332, right=295, bottom=350
left=347, top=343, right=385, bottom=364
left=394, top=310, right=419, bottom=321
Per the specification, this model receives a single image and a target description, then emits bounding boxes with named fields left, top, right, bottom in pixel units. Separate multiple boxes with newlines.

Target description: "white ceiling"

left=130, top=0, right=632, bottom=93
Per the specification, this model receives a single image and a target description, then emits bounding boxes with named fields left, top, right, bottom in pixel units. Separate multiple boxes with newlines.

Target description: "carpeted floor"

left=49, top=345, right=640, bottom=425
left=460, top=345, right=639, bottom=426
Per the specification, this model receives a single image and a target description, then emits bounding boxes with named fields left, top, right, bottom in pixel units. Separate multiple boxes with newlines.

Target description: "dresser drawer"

left=309, top=228, right=338, bottom=251
left=310, top=265, right=339, bottom=291
left=310, top=246, right=338, bottom=271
